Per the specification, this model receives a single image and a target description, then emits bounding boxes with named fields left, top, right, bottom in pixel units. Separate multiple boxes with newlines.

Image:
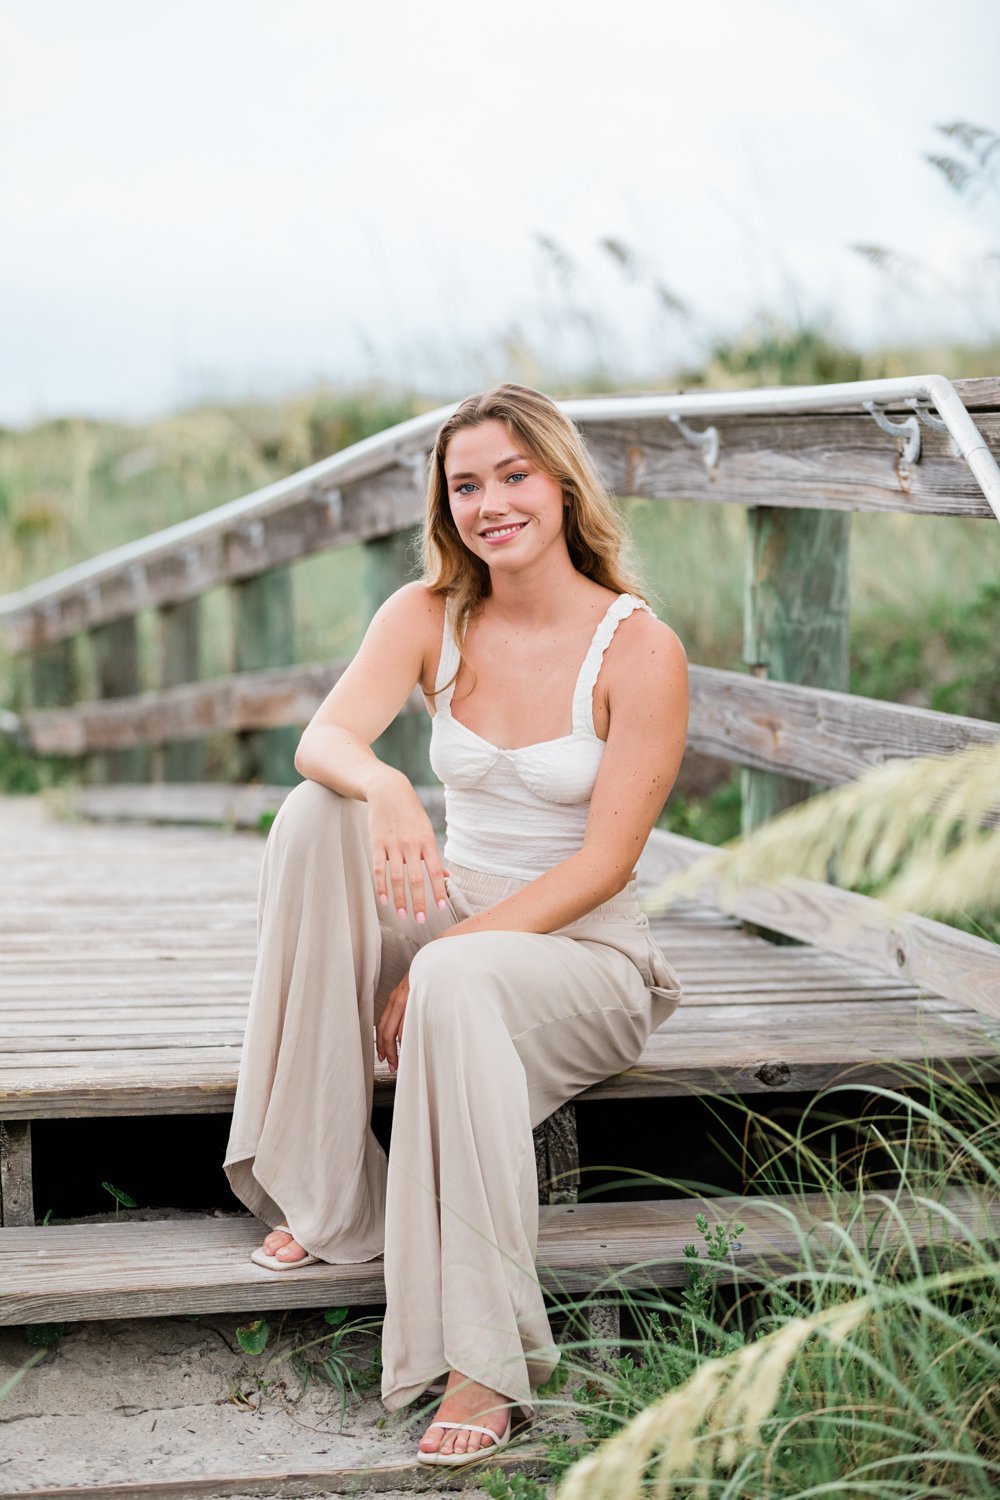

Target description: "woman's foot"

left=418, top=1370, right=513, bottom=1459
left=260, top=1225, right=310, bottom=1263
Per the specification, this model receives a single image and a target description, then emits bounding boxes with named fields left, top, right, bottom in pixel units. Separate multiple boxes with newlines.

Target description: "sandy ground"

left=0, top=1308, right=560, bottom=1496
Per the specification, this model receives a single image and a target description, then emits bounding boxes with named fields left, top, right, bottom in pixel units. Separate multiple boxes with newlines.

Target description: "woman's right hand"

left=366, top=764, right=450, bottom=923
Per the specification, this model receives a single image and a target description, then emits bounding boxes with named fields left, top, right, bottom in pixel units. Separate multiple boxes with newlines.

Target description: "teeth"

left=482, top=522, right=525, bottom=538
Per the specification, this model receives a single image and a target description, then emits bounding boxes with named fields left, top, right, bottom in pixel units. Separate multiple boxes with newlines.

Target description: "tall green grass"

left=473, top=1055, right=1000, bottom=1498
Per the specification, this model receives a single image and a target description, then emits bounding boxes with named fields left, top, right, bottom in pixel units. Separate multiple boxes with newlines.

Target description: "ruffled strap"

left=434, top=595, right=463, bottom=709
left=572, top=594, right=657, bottom=735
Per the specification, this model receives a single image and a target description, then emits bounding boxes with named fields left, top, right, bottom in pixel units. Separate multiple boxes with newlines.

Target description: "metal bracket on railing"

left=84, top=582, right=102, bottom=616
left=400, top=450, right=429, bottom=488
left=320, top=487, right=343, bottom=526
left=906, top=396, right=960, bottom=456
left=182, top=545, right=200, bottom=579
left=668, top=412, right=719, bottom=471
left=128, top=562, right=147, bottom=597
left=238, top=519, right=266, bottom=551
left=863, top=401, right=921, bottom=466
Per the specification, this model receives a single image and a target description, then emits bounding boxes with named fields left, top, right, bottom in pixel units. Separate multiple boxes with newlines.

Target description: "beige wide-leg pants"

left=224, top=778, right=682, bottom=1413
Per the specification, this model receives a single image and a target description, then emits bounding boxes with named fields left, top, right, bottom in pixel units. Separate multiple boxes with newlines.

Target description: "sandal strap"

left=426, top=1420, right=505, bottom=1440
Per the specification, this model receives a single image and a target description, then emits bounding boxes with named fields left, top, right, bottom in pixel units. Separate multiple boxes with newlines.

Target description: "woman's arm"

left=434, top=611, right=689, bottom=941
left=294, top=582, right=450, bottom=917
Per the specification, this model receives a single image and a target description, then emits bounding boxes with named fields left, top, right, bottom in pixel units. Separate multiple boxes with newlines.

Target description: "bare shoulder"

left=610, top=606, right=687, bottom=686
left=370, top=580, right=445, bottom=648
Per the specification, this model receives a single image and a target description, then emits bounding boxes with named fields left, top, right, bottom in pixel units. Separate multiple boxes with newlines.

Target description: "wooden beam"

left=22, top=662, right=1000, bottom=778
left=642, top=828, right=1000, bottom=1021
left=20, top=664, right=421, bottom=753
left=156, top=598, right=204, bottom=782
left=363, top=526, right=432, bottom=784
left=59, top=781, right=446, bottom=830
left=87, top=616, right=146, bottom=783
left=687, top=667, right=1000, bottom=785
left=2, top=468, right=426, bottom=653
left=741, top=507, right=851, bottom=833
left=0, top=1121, right=34, bottom=1226
left=4, top=1187, right=994, bottom=1325
left=4, top=380, right=996, bottom=653
left=229, top=569, right=299, bottom=784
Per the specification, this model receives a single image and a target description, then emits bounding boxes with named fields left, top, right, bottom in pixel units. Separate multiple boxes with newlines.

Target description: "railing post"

left=24, top=637, right=77, bottom=725
left=742, top=507, right=850, bottom=832
left=231, top=568, right=299, bottom=785
left=88, top=616, right=146, bottom=783
left=362, top=527, right=432, bottom=786
left=156, top=599, right=204, bottom=782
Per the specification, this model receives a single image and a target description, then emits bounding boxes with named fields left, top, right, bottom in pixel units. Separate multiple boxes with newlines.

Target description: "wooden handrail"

left=2, top=377, right=998, bottom=653
left=14, top=663, right=1000, bottom=789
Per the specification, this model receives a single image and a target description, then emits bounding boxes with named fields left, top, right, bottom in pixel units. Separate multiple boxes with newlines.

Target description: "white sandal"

left=249, top=1223, right=318, bottom=1271
left=416, top=1413, right=512, bottom=1467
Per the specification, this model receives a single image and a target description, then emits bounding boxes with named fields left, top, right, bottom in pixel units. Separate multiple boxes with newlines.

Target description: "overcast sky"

left=2, top=0, right=998, bottom=426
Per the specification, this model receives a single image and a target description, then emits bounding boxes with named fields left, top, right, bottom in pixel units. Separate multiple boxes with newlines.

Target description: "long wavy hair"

left=420, top=383, right=651, bottom=698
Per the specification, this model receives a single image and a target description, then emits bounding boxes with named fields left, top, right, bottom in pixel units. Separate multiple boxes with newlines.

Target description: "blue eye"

left=454, top=471, right=528, bottom=496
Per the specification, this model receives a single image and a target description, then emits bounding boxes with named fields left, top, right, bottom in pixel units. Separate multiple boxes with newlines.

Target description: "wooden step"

left=2, top=1187, right=996, bottom=1326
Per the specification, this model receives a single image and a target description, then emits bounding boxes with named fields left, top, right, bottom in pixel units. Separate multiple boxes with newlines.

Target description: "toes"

left=275, top=1239, right=306, bottom=1261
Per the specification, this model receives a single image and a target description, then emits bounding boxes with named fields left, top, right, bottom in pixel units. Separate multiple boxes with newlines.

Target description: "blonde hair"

left=420, top=383, right=650, bottom=696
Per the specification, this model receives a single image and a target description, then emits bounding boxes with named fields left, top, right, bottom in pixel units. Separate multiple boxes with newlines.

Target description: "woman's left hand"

left=376, top=971, right=411, bottom=1073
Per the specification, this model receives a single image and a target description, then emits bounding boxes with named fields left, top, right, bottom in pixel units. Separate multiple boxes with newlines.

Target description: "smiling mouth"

left=480, top=521, right=528, bottom=539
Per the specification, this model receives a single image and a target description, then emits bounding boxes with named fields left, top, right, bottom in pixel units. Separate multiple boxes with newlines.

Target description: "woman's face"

left=443, top=420, right=567, bottom=570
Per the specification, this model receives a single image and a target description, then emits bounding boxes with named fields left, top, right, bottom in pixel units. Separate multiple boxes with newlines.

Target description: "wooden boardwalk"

left=3, top=792, right=997, bottom=1136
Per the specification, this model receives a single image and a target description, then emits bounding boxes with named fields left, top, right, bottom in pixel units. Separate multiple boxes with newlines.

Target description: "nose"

left=479, top=482, right=511, bottom=517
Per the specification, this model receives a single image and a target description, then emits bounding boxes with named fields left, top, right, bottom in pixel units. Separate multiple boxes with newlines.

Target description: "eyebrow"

left=446, top=453, right=530, bottom=483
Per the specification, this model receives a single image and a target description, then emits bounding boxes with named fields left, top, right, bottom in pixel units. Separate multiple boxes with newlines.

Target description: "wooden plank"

left=741, top=506, right=850, bottom=833
left=19, top=666, right=422, bottom=755
left=643, top=828, right=1000, bottom=1020
left=687, top=667, right=1000, bottom=787
left=0, top=1121, right=34, bottom=1226
left=0, top=1451, right=554, bottom=1500
left=584, top=403, right=1000, bottom=521
left=156, top=597, right=204, bottom=781
left=3, top=1186, right=995, bottom=1325
left=1, top=466, right=425, bottom=653
left=56, top=780, right=447, bottom=829
left=87, top=615, right=146, bottom=782
left=4, top=379, right=997, bottom=655
left=28, top=661, right=1000, bottom=798
left=364, top=526, right=433, bottom=784
left=230, top=567, right=299, bottom=784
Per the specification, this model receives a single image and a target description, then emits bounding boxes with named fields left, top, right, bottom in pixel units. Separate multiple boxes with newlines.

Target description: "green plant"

left=100, top=1181, right=137, bottom=1219
left=23, top=1323, right=67, bottom=1348
left=235, top=1317, right=270, bottom=1355
left=288, top=1307, right=384, bottom=1425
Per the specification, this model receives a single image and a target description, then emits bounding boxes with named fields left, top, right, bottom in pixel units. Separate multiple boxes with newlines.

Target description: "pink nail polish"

left=379, top=893, right=388, bottom=905
left=416, top=911, right=425, bottom=924
left=397, top=907, right=407, bottom=918
left=438, top=898, right=447, bottom=909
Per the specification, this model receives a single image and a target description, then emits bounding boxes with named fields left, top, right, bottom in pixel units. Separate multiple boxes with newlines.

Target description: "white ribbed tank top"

left=427, top=592, right=656, bottom=880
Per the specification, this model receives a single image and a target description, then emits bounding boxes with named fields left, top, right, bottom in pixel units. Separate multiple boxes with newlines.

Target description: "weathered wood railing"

left=3, top=376, right=1000, bottom=1015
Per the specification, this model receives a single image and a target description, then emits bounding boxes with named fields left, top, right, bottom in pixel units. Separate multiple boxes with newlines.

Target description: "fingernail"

left=416, top=911, right=425, bottom=924
left=379, top=893, right=388, bottom=905
left=437, top=898, right=447, bottom=909
left=397, top=906, right=407, bottom=918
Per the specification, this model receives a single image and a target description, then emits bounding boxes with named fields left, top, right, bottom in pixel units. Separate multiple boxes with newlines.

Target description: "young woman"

left=224, top=383, right=688, bottom=1468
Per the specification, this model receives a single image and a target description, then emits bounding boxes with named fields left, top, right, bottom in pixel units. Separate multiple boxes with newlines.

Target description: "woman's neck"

left=483, top=553, right=600, bottom=632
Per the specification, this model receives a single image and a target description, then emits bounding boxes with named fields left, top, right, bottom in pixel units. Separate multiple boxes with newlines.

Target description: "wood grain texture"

left=22, top=659, right=1000, bottom=784
left=0, top=1120, right=34, bottom=1226
left=741, top=505, right=850, bottom=833
left=688, top=667, right=1000, bottom=784
left=2, top=1186, right=995, bottom=1325
left=643, top=828, right=1000, bottom=1020
left=4, top=378, right=996, bottom=654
